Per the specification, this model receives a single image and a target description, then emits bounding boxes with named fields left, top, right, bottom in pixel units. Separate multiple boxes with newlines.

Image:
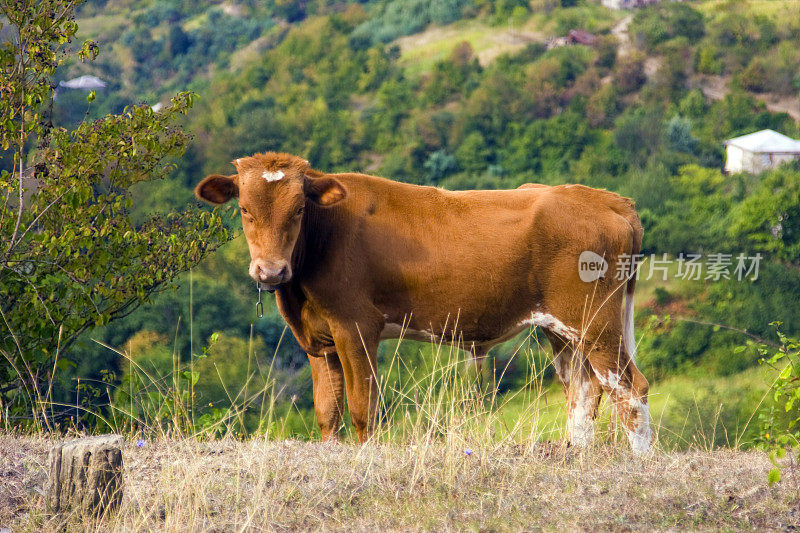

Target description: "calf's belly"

left=378, top=287, right=537, bottom=347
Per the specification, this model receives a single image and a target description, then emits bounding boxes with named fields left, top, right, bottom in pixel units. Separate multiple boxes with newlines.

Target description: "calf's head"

left=195, top=152, right=346, bottom=287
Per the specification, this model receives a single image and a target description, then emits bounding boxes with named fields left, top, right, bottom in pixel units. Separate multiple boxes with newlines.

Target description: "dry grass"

left=2, top=311, right=796, bottom=530
left=1, top=433, right=798, bottom=532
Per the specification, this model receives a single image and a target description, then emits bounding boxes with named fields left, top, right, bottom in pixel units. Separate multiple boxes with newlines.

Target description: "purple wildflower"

left=136, top=439, right=145, bottom=448
left=464, top=449, right=472, bottom=456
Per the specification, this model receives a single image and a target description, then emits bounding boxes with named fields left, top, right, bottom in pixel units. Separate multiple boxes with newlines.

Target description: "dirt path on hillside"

left=699, top=75, right=800, bottom=120
left=612, top=15, right=799, bottom=119
left=611, top=14, right=661, bottom=80
left=611, top=14, right=634, bottom=58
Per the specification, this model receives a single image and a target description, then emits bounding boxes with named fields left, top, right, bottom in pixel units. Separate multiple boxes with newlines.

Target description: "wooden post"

left=45, top=434, right=124, bottom=516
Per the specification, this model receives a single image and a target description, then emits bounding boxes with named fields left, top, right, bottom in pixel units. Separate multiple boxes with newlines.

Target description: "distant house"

left=724, top=129, right=800, bottom=174
left=58, top=75, right=107, bottom=90
left=567, top=30, right=597, bottom=46
left=601, top=0, right=661, bottom=9
left=547, top=30, right=597, bottom=50
left=54, top=75, right=108, bottom=100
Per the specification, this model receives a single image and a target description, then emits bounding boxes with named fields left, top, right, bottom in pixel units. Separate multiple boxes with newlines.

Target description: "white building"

left=59, top=75, right=107, bottom=90
left=724, top=129, right=800, bottom=174
left=601, top=0, right=661, bottom=9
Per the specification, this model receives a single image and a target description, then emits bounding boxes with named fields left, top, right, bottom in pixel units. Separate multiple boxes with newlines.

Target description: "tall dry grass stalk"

left=4, top=324, right=796, bottom=531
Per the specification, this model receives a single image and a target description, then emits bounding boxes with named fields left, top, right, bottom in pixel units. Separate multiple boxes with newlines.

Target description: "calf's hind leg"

left=544, top=331, right=603, bottom=447
left=308, top=352, right=346, bottom=441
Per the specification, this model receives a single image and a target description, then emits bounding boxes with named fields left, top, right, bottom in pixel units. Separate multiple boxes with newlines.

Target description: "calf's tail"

left=623, top=215, right=643, bottom=361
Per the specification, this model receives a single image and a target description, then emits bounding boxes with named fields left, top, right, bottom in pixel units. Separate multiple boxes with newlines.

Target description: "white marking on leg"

left=567, top=379, right=595, bottom=447
left=624, top=398, right=651, bottom=454
left=261, top=170, right=285, bottom=182
left=380, top=322, right=437, bottom=341
left=518, top=312, right=579, bottom=342
left=553, top=352, right=570, bottom=385
left=596, top=370, right=621, bottom=390
left=603, top=378, right=651, bottom=454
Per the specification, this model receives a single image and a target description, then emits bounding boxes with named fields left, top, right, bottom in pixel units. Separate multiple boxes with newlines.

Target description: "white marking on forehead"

left=236, top=158, right=242, bottom=165
left=261, top=170, right=285, bottom=182
left=518, top=312, right=579, bottom=342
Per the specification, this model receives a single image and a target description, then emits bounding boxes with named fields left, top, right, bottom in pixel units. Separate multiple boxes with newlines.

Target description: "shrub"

left=614, top=53, right=646, bottom=95
left=631, top=2, right=705, bottom=51
left=756, top=325, right=800, bottom=493
left=455, top=131, right=491, bottom=174
left=695, top=45, right=723, bottom=75
left=739, top=57, right=769, bottom=93
left=678, top=89, right=707, bottom=118
left=613, top=109, right=663, bottom=166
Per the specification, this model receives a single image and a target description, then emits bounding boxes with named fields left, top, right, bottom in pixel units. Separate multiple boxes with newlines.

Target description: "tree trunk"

left=45, top=434, right=124, bottom=516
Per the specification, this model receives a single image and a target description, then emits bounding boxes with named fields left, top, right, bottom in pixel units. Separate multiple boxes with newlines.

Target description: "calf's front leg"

left=330, top=318, right=382, bottom=444
left=308, top=352, right=345, bottom=441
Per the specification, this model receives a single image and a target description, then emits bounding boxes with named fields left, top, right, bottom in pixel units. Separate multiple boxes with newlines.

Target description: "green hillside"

left=4, top=0, right=800, bottom=447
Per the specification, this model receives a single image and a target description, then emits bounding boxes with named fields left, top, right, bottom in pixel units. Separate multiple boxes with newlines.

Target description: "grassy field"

left=696, top=0, right=800, bottom=19
left=394, top=3, right=622, bottom=74
left=2, top=326, right=787, bottom=531
left=1, top=434, right=798, bottom=531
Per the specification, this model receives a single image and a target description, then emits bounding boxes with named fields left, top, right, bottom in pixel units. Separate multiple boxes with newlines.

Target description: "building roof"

left=59, top=75, right=107, bottom=90
left=724, top=129, right=800, bottom=154
left=567, top=29, right=597, bottom=45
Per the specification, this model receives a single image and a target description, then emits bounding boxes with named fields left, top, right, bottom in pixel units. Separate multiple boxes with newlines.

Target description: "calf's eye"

left=240, top=206, right=248, bottom=214
left=296, top=206, right=305, bottom=216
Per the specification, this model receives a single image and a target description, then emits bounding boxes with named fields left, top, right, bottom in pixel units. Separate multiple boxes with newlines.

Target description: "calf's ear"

left=304, top=176, right=347, bottom=206
left=195, top=174, right=238, bottom=205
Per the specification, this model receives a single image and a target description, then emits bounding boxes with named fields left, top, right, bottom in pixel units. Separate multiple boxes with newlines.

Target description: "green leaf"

left=87, top=90, right=95, bottom=103
left=767, top=468, right=781, bottom=485
left=182, top=370, right=200, bottom=386
left=56, top=358, right=76, bottom=371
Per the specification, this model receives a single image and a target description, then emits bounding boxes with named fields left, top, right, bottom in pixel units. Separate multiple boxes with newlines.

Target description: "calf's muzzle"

left=250, top=259, right=291, bottom=286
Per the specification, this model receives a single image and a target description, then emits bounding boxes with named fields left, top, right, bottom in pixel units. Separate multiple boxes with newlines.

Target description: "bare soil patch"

left=698, top=75, right=800, bottom=121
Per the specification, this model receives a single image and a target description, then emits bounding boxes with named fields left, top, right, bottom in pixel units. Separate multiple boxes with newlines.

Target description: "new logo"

left=578, top=251, right=608, bottom=282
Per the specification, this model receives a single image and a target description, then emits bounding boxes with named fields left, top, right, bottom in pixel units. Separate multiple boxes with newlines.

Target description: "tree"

left=168, top=24, right=192, bottom=57
left=665, top=115, right=698, bottom=154
left=423, top=149, right=457, bottom=182
left=729, top=168, right=800, bottom=265
left=455, top=131, right=490, bottom=174
left=0, top=0, right=228, bottom=425
left=631, top=3, right=704, bottom=51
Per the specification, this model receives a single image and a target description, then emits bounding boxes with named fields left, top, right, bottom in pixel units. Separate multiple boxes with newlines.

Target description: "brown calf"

left=195, top=152, right=650, bottom=452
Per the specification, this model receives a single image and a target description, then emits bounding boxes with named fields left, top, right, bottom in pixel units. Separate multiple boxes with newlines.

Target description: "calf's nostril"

left=252, top=261, right=290, bottom=284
